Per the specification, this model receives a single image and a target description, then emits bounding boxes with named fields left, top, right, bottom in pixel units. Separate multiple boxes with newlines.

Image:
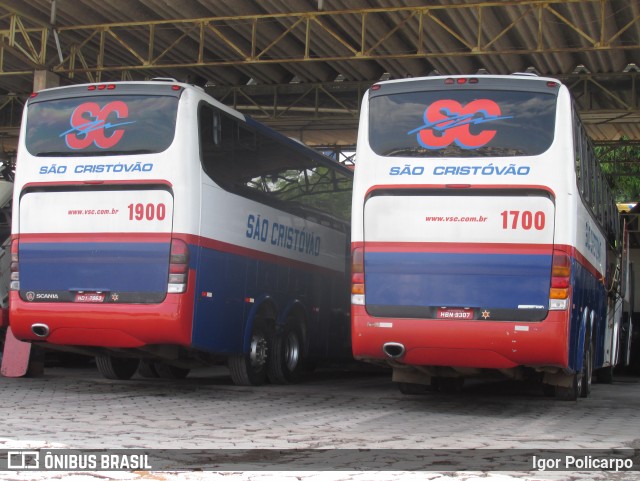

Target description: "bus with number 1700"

left=9, top=78, right=353, bottom=384
left=350, top=73, right=631, bottom=400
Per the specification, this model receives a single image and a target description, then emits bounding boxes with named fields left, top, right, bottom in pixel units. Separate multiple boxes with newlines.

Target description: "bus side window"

left=199, top=104, right=229, bottom=185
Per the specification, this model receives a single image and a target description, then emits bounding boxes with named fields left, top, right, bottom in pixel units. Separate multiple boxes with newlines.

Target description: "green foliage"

left=255, top=165, right=352, bottom=222
left=280, top=166, right=352, bottom=222
left=597, top=140, right=640, bottom=203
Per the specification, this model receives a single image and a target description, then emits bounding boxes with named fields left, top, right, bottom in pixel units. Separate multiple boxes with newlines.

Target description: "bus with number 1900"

left=351, top=73, right=630, bottom=400
left=9, top=78, right=353, bottom=384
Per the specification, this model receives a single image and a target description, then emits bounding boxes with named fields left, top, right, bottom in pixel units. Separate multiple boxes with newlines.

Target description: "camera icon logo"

left=7, top=451, right=40, bottom=469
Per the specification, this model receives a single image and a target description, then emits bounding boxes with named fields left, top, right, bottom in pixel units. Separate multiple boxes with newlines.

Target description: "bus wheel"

left=228, top=321, right=271, bottom=386
left=268, top=323, right=305, bottom=384
left=597, top=365, right=614, bottom=384
left=555, top=350, right=590, bottom=401
left=436, top=377, right=464, bottom=393
left=542, top=384, right=556, bottom=397
left=137, top=360, right=159, bottom=378
left=554, top=375, right=580, bottom=401
left=621, top=313, right=633, bottom=367
left=96, top=355, right=140, bottom=380
left=580, top=341, right=593, bottom=398
left=154, top=362, right=190, bottom=379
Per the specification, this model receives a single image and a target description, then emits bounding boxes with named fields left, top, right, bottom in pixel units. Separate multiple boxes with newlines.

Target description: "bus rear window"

left=369, top=89, right=556, bottom=157
left=25, top=95, right=179, bottom=156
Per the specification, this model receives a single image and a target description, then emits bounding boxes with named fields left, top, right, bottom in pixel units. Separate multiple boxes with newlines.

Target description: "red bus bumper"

left=352, top=305, right=569, bottom=369
left=8, top=272, right=195, bottom=349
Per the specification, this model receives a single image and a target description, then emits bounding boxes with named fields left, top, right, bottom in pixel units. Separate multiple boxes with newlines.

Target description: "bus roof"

left=369, top=73, right=561, bottom=89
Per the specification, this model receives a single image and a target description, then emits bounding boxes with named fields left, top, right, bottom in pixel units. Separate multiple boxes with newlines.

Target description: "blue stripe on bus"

left=19, top=241, right=170, bottom=292
left=364, top=251, right=552, bottom=309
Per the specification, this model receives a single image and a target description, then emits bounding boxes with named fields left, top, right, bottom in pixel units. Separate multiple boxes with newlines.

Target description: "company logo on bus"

left=61, top=101, right=135, bottom=150
left=408, top=99, right=512, bottom=150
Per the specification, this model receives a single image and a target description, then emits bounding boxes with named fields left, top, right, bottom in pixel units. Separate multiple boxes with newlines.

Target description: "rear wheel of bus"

left=137, top=360, right=159, bottom=378
left=96, top=355, right=140, bottom=380
left=554, top=340, right=592, bottom=400
left=268, top=322, right=306, bottom=384
left=580, top=340, right=593, bottom=397
left=228, top=319, right=272, bottom=386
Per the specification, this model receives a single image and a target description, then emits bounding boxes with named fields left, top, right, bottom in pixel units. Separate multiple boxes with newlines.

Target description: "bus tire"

left=554, top=375, right=580, bottom=401
left=620, top=312, right=633, bottom=367
left=542, top=383, right=556, bottom=397
left=580, top=341, right=593, bottom=398
left=96, top=355, right=140, bottom=380
left=597, top=365, right=614, bottom=384
left=154, top=362, right=190, bottom=379
left=228, top=320, right=271, bottom=386
left=555, top=351, right=585, bottom=401
left=436, top=377, right=464, bottom=393
left=268, top=323, right=305, bottom=384
left=137, top=360, right=159, bottom=378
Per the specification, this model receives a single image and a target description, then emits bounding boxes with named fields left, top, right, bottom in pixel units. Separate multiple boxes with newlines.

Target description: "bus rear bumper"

left=351, top=306, right=569, bottom=370
left=8, top=290, right=194, bottom=349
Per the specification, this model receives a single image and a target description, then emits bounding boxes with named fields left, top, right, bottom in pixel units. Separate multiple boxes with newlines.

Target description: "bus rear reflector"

left=351, top=247, right=365, bottom=305
left=549, top=250, right=571, bottom=310
left=168, top=238, right=189, bottom=294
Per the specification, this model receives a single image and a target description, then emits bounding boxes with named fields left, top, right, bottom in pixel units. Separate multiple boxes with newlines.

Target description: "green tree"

left=598, top=140, right=640, bottom=203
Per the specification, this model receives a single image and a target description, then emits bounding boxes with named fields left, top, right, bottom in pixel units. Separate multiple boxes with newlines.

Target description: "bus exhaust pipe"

left=31, top=324, right=50, bottom=338
left=383, top=342, right=405, bottom=359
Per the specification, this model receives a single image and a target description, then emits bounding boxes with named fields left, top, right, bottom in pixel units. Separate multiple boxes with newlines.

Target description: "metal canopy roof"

left=0, top=0, right=638, bottom=152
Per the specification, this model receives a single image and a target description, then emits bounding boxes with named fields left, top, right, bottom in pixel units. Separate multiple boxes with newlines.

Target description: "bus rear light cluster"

left=351, top=247, right=365, bottom=305
left=549, top=250, right=571, bottom=310
left=444, top=77, right=479, bottom=85
left=87, top=84, right=116, bottom=91
left=9, top=239, right=19, bottom=291
left=167, top=238, right=189, bottom=294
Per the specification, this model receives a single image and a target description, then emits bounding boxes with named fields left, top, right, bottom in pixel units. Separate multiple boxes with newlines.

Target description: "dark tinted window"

left=26, top=95, right=178, bottom=156
left=369, top=89, right=556, bottom=157
left=199, top=104, right=352, bottom=224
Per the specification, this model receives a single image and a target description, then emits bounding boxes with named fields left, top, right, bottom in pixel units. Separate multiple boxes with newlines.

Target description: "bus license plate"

left=436, top=308, right=473, bottom=320
left=74, top=293, right=105, bottom=303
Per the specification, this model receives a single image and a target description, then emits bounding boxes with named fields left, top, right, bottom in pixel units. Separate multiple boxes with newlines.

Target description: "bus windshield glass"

left=369, top=89, right=557, bottom=157
left=25, top=95, right=179, bottom=156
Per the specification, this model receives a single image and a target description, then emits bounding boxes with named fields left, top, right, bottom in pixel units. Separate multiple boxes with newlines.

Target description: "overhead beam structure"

left=0, top=0, right=638, bottom=168
left=0, top=1, right=638, bottom=77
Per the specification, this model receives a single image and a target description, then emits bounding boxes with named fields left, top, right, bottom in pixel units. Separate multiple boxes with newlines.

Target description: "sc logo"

left=63, top=101, right=133, bottom=150
left=410, top=99, right=511, bottom=150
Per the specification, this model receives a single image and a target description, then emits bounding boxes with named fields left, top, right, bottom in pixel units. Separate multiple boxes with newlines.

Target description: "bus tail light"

left=168, top=238, right=189, bottom=294
left=9, top=239, right=19, bottom=291
left=351, top=247, right=365, bottom=305
left=549, top=250, right=571, bottom=310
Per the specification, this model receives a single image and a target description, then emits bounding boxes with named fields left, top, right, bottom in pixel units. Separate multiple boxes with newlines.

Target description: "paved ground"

left=0, top=363, right=638, bottom=481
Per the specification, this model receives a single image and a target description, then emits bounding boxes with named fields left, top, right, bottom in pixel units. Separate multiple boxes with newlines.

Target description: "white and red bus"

left=351, top=74, right=629, bottom=400
left=9, top=79, right=353, bottom=384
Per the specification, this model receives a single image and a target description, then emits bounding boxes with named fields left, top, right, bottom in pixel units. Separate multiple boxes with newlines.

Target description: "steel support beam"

left=0, top=0, right=638, bottom=80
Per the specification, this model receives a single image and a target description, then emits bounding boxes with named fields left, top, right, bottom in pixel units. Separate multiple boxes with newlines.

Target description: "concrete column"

left=33, top=70, right=60, bottom=92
